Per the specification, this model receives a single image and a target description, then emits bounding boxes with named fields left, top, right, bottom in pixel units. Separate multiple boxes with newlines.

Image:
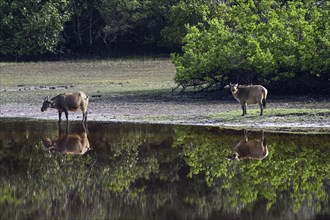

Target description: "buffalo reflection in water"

left=227, top=129, right=268, bottom=161
left=42, top=130, right=90, bottom=155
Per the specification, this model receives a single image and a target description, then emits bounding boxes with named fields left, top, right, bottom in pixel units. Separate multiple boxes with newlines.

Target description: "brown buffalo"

left=224, top=83, right=268, bottom=116
left=41, top=91, right=89, bottom=125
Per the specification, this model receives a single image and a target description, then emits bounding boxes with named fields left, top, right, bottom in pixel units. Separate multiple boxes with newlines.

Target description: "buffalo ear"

left=224, top=85, right=230, bottom=89
left=44, top=96, right=49, bottom=101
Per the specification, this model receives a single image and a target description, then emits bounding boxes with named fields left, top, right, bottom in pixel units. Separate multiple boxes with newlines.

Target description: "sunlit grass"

left=0, top=58, right=176, bottom=102
left=210, top=108, right=330, bottom=124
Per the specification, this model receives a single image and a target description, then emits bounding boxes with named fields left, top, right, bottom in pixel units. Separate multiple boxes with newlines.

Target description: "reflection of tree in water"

left=0, top=122, right=186, bottom=219
left=87, top=123, right=181, bottom=192
left=0, top=120, right=329, bottom=220
left=173, top=126, right=330, bottom=218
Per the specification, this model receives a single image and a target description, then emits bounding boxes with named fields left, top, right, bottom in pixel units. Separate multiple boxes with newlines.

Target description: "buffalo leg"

left=64, top=110, right=69, bottom=127
left=241, top=103, right=247, bottom=116
left=85, top=112, right=88, bottom=123
left=259, top=102, right=263, bottom=116
left=81, top=112, right=85, bottom=124
left=241, top=106, right=245, bottom=116
left=82, top=111, right=87, bottom=124
left=58, top=111, right=62, bottom=124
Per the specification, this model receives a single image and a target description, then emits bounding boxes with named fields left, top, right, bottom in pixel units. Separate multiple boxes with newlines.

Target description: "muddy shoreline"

left=1, top=94, right=329, bottom=133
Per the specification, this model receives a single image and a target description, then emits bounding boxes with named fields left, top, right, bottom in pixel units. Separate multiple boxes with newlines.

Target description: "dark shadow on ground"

left=89, top=89, right=232, bottom=104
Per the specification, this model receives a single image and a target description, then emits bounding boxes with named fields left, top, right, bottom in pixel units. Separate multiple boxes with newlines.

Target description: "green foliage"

left=0, top=0, right=70, bottom=56
left=171, top=0, right=330, bottom=93
left=160, top=0, right=209, bottom=47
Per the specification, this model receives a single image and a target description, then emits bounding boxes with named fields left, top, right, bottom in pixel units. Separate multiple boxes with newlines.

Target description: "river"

left=0, top=118, right=329, bottom=220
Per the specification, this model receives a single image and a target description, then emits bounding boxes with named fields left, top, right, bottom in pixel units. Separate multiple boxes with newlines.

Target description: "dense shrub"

left=172, top=0, right=330, bottom=94
left=0, top=0, right=70, bottom=56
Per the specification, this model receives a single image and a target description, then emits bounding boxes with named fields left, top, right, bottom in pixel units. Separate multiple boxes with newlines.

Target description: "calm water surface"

left=0, top=118, right=329, bottom=220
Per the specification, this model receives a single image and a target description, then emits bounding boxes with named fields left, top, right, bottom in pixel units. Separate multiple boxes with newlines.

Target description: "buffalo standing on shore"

left=224, top=83, right=268, bottom=116
left=41, top=91, right=89, bottom=126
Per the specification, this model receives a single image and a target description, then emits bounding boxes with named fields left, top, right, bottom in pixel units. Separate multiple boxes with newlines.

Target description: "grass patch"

left=0, top=58, right=176, bottom=103
left=0, top=58, right=175, bottom=88
left=266, top=108, right=330, bottom=117
left=209, top=108, right=330, bottom=124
